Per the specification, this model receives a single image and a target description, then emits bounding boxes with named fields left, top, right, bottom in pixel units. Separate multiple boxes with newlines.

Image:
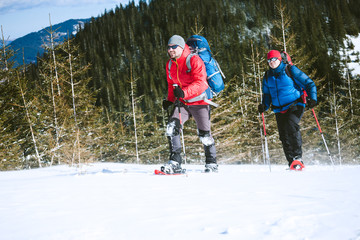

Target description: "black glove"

left=307, top=99, right=317, bottom=108
left=162, top=100, right=173, bottom=110
left=173, top=86, right=185, bottom=98
left=258, top=103, right=266, bottom=113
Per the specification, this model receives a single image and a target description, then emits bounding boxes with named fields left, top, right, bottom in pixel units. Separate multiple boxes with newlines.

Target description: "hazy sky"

left=0, top=0, right=138, bottom=40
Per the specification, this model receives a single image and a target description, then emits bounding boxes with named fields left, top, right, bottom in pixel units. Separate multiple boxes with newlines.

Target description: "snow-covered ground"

left=1, top=163, right=360, bottom=240
left=345, top=34, right=360, bottom=76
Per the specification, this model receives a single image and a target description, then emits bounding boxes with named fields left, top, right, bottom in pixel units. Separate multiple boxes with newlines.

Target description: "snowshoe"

left=154, top=169, right=186, bottom=175
left=289, top=160, right=305, bottom=171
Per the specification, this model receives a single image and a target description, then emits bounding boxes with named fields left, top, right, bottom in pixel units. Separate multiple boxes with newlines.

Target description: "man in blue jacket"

left=258, top=50, right=317, bottom=170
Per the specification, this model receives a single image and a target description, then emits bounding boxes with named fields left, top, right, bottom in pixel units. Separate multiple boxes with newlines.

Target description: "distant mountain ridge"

left=0, top=40, right=12, bottom=46
left=9, top=18, right=91, bottom=66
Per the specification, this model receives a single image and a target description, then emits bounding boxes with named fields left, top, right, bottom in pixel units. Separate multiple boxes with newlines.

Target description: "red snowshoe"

left=289, top=160, right=305, bottom=171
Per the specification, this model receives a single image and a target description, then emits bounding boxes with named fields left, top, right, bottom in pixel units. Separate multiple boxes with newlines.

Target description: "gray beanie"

left=168, top=35, right=185, bottom=49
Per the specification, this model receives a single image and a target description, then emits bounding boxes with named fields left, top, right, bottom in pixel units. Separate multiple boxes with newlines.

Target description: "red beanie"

left=267, top=50, right=281, bottom=60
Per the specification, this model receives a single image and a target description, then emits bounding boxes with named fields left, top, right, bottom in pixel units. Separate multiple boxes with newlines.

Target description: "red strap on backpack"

left=301, top=90, right=308, bottom=104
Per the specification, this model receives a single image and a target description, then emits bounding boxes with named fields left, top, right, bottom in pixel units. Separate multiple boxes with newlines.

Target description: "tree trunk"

left=17, top=73, right=42, bottom=167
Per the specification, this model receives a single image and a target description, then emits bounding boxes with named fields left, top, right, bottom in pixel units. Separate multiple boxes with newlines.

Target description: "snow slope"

left=1, top=163, right=360, bottom=240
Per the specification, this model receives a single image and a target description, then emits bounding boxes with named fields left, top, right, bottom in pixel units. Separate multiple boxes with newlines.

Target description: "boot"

left=205, top=163, right=218, bottom=173
left=161, top=160, right=183, bottom=174
left=169, top=151, right=182, bottom=164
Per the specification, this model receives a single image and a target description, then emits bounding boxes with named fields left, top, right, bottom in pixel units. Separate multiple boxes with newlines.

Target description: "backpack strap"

left=285, top=64, right=307, bottom=103
left=185, top=47, right=206, bottom=72
left=214, top=59, right=226, bottom=79
left=168, top=60, right=173, bottom=79
left=168, top=52, right=200, bottom=75
left=185, top=53, right=197, bottom=73
left=280, top=52, right=289, bottom=64
left=183, top=51, right=219, bottom=107
left=183, top=92, right=219, bottom=107
left=285, top=64, right=293, bottom=79
left=265, top=70, right=268, bottom=83
left=285, top=64, right=302, bottom=91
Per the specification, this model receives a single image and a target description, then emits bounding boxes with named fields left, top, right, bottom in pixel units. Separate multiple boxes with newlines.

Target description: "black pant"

left=275, top=106, right=305, bottom=165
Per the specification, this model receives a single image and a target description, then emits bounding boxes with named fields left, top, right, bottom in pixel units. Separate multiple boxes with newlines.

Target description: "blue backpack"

left=186, top=35, right=225, bottom=100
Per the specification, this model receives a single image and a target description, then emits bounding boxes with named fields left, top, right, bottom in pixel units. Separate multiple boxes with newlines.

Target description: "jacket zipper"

left=275, top=77, right=281, bottom=107
left=174, top=59, right=182, bottom=88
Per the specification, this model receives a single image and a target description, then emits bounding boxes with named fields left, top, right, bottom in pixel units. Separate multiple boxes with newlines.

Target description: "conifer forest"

left=1, top=0, right=360, bottom=170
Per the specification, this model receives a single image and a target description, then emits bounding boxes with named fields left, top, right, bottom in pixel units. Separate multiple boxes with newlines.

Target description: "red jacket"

left=166, top=44, right=209, bottom=105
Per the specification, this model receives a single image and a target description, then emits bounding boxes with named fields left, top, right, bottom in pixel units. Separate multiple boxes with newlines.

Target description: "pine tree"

left=10, top=0, right=360, bottom=167
left=0, top=27, right=23, bottom=170
left=17, top=71, right=42, bottom=167
left=129, top=63, right=140, bottom=163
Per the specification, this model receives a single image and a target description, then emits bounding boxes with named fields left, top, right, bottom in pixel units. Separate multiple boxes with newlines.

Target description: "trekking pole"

left=166, top=107, right=172, bottom=153
left=173, top=84, right=187, bottom=165
left=261, top=112, right=271, bottom=172
left=311, top=108, right=334, bottom=166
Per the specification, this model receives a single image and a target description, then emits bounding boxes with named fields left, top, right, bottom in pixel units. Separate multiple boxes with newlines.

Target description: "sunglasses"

left=267, top=57, right=279, bottom=63
left=167, top=45, right=179, bottom=50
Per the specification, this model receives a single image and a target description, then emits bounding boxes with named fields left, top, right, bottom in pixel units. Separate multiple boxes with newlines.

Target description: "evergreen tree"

left=0, top=27, right=23, bottom=170
left=3, top=0, right=359, bottom=169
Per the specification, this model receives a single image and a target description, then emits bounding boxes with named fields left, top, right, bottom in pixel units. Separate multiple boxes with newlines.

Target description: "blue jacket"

left=262, top=62, right=317, bottom=113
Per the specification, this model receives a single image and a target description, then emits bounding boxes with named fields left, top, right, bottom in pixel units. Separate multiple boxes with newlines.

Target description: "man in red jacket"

left=161, top=35, right=217, bottom=173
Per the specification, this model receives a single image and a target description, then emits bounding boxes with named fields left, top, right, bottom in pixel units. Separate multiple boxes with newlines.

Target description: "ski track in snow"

left=1, top=163, right=360, bottom=240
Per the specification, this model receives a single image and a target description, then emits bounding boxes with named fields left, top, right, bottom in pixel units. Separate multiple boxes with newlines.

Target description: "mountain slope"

left=9, top=18, right=91, bottom=66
